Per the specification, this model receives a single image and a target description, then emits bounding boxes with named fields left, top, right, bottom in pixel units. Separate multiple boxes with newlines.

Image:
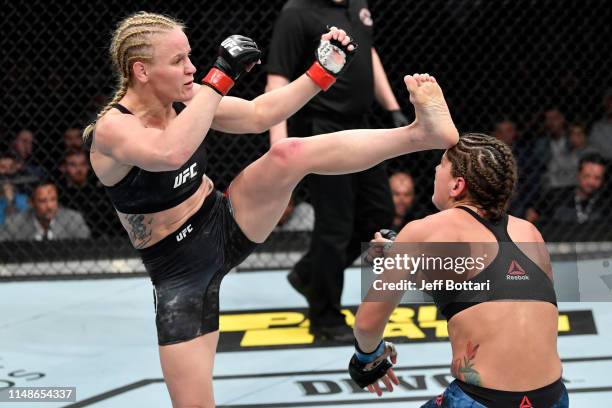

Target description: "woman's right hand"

left=365, top=230, right=396, bottom=264
left=349, top=340, right=400, bottom=396
left=203, top=35, right=262, bottom=96
left=215, top=35, right=261, bottom=81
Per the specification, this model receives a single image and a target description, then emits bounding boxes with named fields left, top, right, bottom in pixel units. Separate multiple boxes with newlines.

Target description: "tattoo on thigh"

left=451, top=341, right=481, bottom=386
left=126, top=214, right=153, bottom=248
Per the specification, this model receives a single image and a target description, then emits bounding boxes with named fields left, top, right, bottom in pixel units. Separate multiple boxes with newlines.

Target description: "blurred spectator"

left=589, top=88, right=612, bottom=159
left=493, top=119, right=539, bottom=217
left=532, top=107, right=575, bottom=190
left=58, top=149, right=89, bottom=190
left=535, top=120, right=598, bottom=197
left=389, top=171, right=415, bottom=232
left=63, top=126, right=83, bottom=151
left=569, top=121, right=598, bottom=158
left=0, top=151, right=29, bottom=225
left=493, top=119, right=519, bottom=146
left=0, top=180, right=90, bottom=241
left=569, top=122, right=588, bottom=152
left=10, top=129, right=35, bottom=163
left=276, top=195, right=315, bottom=232
left=527, top=153, right=610, bottom=235
left=57, top=149, right=121, bottom=237
left=9, top=129, right=45, bottom=187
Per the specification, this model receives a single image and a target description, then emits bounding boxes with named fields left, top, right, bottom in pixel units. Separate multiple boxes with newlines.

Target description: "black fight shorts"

left=137, top=190, right=257, bottom=345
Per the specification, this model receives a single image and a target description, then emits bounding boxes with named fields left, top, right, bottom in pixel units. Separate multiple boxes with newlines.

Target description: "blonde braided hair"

left=83, top=11, right=183, bottom=148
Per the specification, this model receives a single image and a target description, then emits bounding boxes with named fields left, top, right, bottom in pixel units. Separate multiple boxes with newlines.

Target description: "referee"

left=266, top=0, right=407, bottom=342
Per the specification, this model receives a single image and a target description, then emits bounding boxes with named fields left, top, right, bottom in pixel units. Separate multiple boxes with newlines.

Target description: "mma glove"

left=379, top=229, right=397, bottom=241
left=349, top=339, right=397, bottom=388
left=306, top=30, right=358, bottom=91
left=364, top=229, right=397, bottom=265
left=203, top=35, right=261, bottom=95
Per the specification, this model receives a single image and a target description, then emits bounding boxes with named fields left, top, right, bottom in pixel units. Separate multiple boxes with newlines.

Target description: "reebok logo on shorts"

left=506, top=260, right=529, bottom=280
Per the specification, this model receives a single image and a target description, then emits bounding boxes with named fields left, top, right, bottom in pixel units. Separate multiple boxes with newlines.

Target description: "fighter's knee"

left=268, top=137, right=304, bottom=170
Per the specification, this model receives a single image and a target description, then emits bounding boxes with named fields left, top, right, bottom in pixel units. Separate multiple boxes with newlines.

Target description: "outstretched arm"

left=350, top=220, right=429, bottom=396
left=94, top=35, right=260, bottom=172
left=211, top=75, right=319, bottom=134
left=265, top=75, right=291, bottom=145
left=354, top=219, right=430, bottom=351
left=212, top=27, right=357, bottom=134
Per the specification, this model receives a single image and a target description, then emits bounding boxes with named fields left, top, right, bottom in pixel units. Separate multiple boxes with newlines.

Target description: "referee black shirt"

left=267, top=0, right=374, bottom=119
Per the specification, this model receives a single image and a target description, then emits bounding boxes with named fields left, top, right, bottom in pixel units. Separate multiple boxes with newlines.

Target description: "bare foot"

left=404, top=74, right=459, bottom=149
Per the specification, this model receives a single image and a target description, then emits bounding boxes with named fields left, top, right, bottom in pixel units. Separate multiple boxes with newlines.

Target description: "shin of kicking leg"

left=296, top=125, right=433, bottom=176
left=227, top=127, right=411, bottom=244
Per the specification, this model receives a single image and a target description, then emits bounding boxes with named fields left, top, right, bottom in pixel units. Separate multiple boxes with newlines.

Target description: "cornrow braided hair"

left=83, top=11, right=183, bottom=150
left=446, top=133, right=518, bottom=221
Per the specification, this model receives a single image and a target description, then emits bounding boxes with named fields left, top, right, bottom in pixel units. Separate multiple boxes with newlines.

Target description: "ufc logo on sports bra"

left=176, top=224, right=193, bottom=242
left=174, top=163, right=198, bottom=188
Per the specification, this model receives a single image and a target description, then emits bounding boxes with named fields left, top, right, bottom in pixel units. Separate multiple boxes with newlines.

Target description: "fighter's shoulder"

left=95, top=108, right=136, bottom=139
left=425, top=208, right=467, bottom=227
left=396, top=212, right=456, bottom=242
left=508, top=215, right=545, bottom=243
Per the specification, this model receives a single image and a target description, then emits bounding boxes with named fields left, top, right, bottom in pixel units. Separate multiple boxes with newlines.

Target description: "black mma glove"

left=203, top=35, right=261, bottom=95
left=306, top=28, right=358, bottom=91
left=379, top=229, right=397, bottom=241
left=390, top=110, right=409, bottom=127
left=365, top=229, right=397, bottom=265
left=349, top=339, right=398, bottom=388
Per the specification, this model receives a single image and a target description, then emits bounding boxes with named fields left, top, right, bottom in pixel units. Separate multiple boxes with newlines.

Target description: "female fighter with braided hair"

left=85, top=11, right=459, bottom=407
left=351, top=133, right=568, bottom=407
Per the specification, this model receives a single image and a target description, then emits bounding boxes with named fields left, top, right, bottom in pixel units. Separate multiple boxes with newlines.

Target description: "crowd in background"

left=389, top=95, right=612, bottom=240
left=0, top=127, right=120, bottom=241
left=1, top=89, right=610, bottom=242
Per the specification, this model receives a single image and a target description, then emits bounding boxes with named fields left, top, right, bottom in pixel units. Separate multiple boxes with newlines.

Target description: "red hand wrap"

left=202, top=68, right=234, bottom=96
left=306, top=62, right=336, bottom=91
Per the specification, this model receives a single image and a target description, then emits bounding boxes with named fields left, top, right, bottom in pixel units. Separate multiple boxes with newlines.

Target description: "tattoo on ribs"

left=126, top=214, right=153, bottom=248
left=451, top=341, right=481, bottom=385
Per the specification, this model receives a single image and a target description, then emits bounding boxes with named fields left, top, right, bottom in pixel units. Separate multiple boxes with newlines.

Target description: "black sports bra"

left=432, top=206, right=558, bottom=321
left=103, top=103, right=209, bottom=214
